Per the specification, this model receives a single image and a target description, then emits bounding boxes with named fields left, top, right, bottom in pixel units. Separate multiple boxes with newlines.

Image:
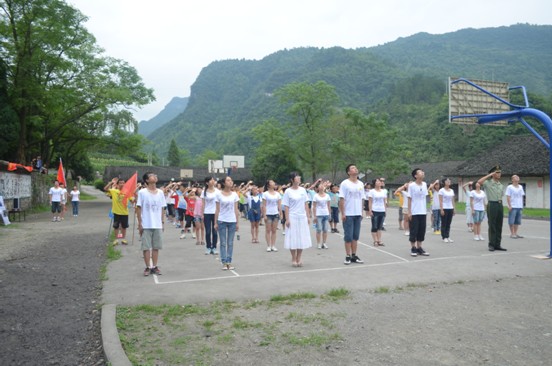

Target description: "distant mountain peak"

left=138, top=97, right=189, bottom=137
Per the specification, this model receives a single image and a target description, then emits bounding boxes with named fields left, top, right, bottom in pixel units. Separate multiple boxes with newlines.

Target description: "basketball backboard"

left=449, top=77, right=511, bottom=126
left=223, top=155, right=245, bottom=169
left=208, top=160, right=224, bottom=174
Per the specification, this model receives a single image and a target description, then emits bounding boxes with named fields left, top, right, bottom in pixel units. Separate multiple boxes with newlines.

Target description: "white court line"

left=154, top=250, right=543, bottom=286
left=333, top=233, right=409, bottom=262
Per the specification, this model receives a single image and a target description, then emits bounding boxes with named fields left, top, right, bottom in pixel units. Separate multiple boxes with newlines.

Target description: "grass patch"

left=79, top=191, right=96, bottom=201
left=117, top=290, right=349, bottom=365
left=374, top=286, right=390, bottom=294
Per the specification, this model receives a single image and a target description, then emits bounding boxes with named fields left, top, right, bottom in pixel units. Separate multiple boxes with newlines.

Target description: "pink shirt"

left=193, top=198, right=204, bottom=217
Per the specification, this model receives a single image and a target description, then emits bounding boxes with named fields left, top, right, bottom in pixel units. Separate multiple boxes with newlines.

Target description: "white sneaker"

left=180, top=234, right=186, bottom=239
left=317, top=244, right=322, bottom=249
left=474, top=236, right=480, bottom=241
left=267, top=247, right=272, bottom=252
left=443, top=238, right=449, bottom=243
left=479, top=236, right=485, bottom=241
left=404, top=231, right=410, bottom=236
left=271, top=246, right=278, bottom=252
left=192, top=233, right=196, bottom=239
left=448, top=238, right=454, bottom=243
left=322, top=243, right=328, bottom=249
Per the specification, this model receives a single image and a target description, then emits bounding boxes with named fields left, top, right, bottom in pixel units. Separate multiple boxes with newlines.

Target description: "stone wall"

left=0, top=171, right=70, bottom=210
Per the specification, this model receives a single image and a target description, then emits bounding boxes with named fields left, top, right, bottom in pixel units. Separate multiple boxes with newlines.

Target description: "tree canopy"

left=0, top=0, right=154, bottom=169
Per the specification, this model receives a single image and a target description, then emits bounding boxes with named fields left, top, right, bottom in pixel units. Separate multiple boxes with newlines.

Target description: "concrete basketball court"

left=102, top=209, right=551, bottom=306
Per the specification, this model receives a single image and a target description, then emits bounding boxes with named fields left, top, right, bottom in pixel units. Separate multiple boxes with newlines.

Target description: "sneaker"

left=52, top=218, right=57, bottom=222
left=317, top=244, right=322, bottom=249
left=112, top=239, right=119, bottom=246
left=410, top=248, right=418, bottom=257
left=322, top=243, right=328, bottom=249
left=404, top=231, right=410, bottom=236
left=351, top=254, right=363, bottom=263
left=448, top=238, right=454, bottom=243
left=212, top=249, right=218, bottom=255
left=443, top=238, right=449, bottom=243
left=334, top=229, right=340, bottom=233
left=271, top=246, right=278, bottom=252
left=143, top=267, right=150, bottom=276
left=417, top=247, right=430, bottom=256
left=516, top=235, right=524, bottom=238
left=344, top=256, right=351, bottom=265
left=434, top=230, right=441, bottom=235
left=192, top=233, right=196, bottom=239
left=267, top=247, right=272, bottom=252
left=479, top=236, right=485, bottom=241
left=179, top=234, right=186, bottom=239
left=473, top=236, right=480, bottom=241
left=150, top=266, right=161, bottom=275
left=121, top=240, right=128, bottom=245
left=205, top=248, right=211, bottom=255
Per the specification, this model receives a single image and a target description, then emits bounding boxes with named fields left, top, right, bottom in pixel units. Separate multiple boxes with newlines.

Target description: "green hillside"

left=148, top=24, right=552, bottom=165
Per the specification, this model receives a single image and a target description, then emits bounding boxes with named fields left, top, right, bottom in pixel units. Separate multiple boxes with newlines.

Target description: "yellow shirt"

left=107, top=189, right=129, bottom=215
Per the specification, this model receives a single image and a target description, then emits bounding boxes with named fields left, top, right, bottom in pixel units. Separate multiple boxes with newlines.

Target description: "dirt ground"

left=2, top=186, right=552, bottom=366
left=0, top=187, right=108, bottom=366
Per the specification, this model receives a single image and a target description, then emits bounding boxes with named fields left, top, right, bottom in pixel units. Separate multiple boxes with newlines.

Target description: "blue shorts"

left=473, top=210, right=485, bottom=223
left=315, top=215, right=329, bottom=233
left=343, top=215, right=362, bottom=243
left=508, top=208, right=522, bottom=225
left=265, top=214, right=280, bottom=224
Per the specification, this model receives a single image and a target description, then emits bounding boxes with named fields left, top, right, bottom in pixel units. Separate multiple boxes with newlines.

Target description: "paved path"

left=103, top=209, right=552, bottom=305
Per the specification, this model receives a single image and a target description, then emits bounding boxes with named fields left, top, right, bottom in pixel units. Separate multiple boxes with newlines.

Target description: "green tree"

left=276, top=81, right=339, bottom=181
left=167, top=138, right=180, bottom=166
left=250, top=119, right=300, bottom=183
left=0, top=57, right=18, bottom=158
left=194, top=149, right=220, bottom=168
left=0, top=0, right=154, bottom=164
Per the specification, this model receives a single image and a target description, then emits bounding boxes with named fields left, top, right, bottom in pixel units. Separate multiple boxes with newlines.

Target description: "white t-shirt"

left=431, top=190, right=440, bottom=210
left=370, top=189, right=387, bottom=212
left=439, top=188, right=455, bottom=209
left=49, top=187, right=63, bottom=202
left=339, top=179, right=364, bottom=216
left=216, top=191, right=239, bottom=222
left=408, top=182, right=428, bottom=215
left=313, top=193, right=330, bottom=216
left=136, top=188, right=167, bottom=229
left=401, top=191, right=409, bottom=209
left=470, top=190, right=487, bottom=211
left=70, top=190, right=80, bottom=202
left=506, top=184, right=525, bottom=208
left=262, top=191, right=281, bottom=215
left=61, top=188, right=68, bottom=203
left=282, top=187, right=309, bottom=217
left=202, top=189, right=219, bottom=214
left=165, top=190, right=175, bottom=205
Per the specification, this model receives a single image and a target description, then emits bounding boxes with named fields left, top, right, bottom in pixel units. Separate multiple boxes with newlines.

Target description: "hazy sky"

left=69, top=0, right=551, bottom=122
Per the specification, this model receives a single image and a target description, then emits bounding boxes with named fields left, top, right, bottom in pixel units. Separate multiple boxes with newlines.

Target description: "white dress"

left=282, top=187, right=312, bottom=250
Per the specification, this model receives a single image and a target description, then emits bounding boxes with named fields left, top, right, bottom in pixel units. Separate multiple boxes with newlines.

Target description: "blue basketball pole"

left=451, top=79, right=552, bottom=258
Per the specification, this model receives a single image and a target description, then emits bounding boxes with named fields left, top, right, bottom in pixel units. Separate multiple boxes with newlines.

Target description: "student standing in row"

left=313, top=182, right=331, bottom=249
left=506, top=174, right=525, bottom=239
left=470, top=182, right=486, bottom=241
left=368, top=178, right=387, bottom=247
left=136, top=172, right=166, bottom=276
left=407, top=168, right=430, bottom=257
left=328, top=184, right=340, bottom=233
left=282, top=172, right=312, bottom=267
left=439, top=178, right=455, bottom=243
left=339, top=164, right=364, bottom=265
left=215, top=176, right=240, bottom=270
left=49, top=180, right=63, bottom=222
left=202, top=177, right=219, bottom=255
left=262, top=180, right=281, bottom=252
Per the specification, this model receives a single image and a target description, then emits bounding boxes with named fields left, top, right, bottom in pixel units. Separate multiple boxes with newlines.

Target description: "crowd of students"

left=100, top=163, right=526, bottom=276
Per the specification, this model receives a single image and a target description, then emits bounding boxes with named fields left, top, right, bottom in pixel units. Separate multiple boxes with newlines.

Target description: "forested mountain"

left=148, top=24, right=552, bottom=165
left=138, top=96, right=188, bottom=137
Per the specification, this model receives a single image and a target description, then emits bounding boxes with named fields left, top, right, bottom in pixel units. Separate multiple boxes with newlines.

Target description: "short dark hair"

left=289, top=172, right=300, bottom=184
left=345, top=164, right=356, bottom=175
left=411, top=168, right=421, bottom=179
left=142, top=172, right=154, bottom=183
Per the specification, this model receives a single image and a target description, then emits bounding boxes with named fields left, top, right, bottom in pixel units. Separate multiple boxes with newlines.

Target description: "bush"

left=94, top=178, right=105, bottom=191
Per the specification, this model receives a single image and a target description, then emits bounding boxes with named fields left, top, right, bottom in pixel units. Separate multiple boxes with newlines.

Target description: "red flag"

left=7, top=162, right=17, bottom=171
left=57, top=158, right=66, bottom=186
left=120, top=172, right=137, bottom=206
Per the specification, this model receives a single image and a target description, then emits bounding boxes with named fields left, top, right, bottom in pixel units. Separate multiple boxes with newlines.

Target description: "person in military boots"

left=477, top=165, right=507, bottom=252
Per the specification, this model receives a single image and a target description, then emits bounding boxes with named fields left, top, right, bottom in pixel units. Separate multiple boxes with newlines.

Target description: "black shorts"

left=167, top=204, right=175, bottom=217
left=113, top=214, right=129, bottom=229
